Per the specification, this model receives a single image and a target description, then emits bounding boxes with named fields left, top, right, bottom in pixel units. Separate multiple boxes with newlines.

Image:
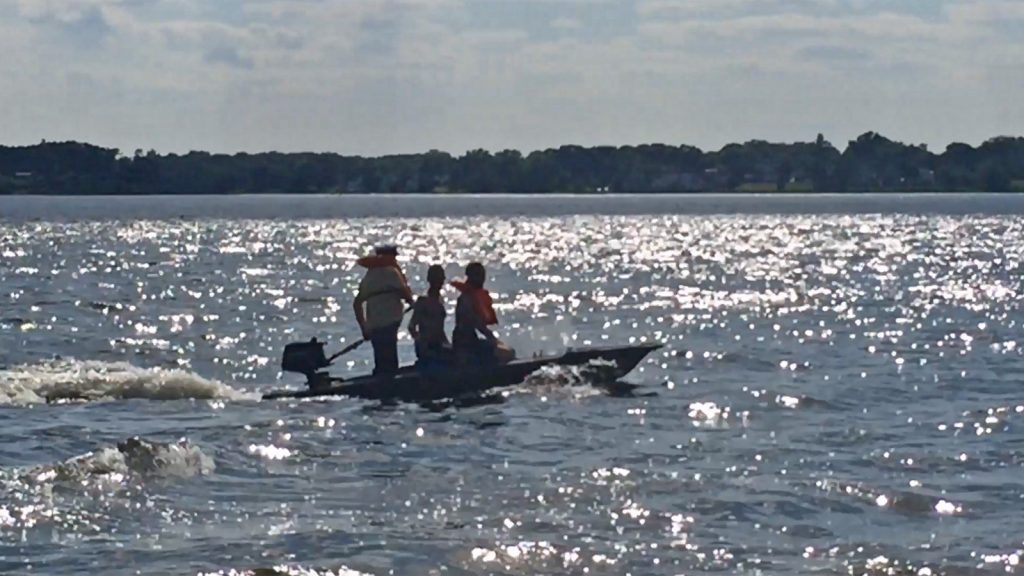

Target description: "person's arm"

left=464, top=299, right=497, bottom=344
left=352, top=295, right=369, bottom=340
left=408, top=299, right=422, bottom=340
left=477, top=322, right=498, bottom=344
left=398, top=273, right=414, bottom=305
left=353, top=280, right=370, bottom=340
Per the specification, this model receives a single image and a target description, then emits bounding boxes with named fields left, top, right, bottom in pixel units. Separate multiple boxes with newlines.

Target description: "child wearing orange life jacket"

left=451, top=262, right=515, bottom=365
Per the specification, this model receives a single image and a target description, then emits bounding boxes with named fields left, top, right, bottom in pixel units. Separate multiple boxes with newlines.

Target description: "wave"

left=814, top=478, right=964, bottom=517
left=524, top=358, right=620, bottom=386
left=718, top=351, right=780, bottom=372
left=23, top=437, right=215, bottom=484
left=0, top=358, right=259, bottom=405
left=514, top=359, right=626, bottom=400
left=197, top=565, right=372, bottom=576
left=740, top=386, right=835, bottom=411
left=0, top=438, right=213, bottom=534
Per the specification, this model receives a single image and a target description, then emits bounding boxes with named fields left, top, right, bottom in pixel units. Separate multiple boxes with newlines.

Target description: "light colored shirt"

left=357, top=267, right=407, bottom=330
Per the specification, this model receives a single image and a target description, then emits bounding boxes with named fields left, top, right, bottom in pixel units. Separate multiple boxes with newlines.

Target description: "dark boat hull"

left=262, top=343, right=661, bottom=402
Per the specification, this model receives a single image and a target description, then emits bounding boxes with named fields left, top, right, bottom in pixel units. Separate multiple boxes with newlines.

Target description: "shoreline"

left=6, top=191, right=1024, bottom=221
left=4, top=134, right=1024, bottom=196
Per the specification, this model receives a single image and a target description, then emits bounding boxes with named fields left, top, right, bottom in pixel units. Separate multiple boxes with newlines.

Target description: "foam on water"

left=0, top=437, right=214, bottom=553
left=0, top=358, right=259, bottom=405
left=198, top=566, right=372, bottom=576
left=22, top=437, right=215, bottom=484
left=510, top=359, right=623, bottom=401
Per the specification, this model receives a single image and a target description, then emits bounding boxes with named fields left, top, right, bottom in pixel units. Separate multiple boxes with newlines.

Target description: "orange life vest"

left=450, top=279, right=498, bottom=325
left=356, top=254, right=408, bottom=283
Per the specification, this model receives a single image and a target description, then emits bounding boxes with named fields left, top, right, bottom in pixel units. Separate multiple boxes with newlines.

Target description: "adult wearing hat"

left=353, top=244, right=414, bottom=375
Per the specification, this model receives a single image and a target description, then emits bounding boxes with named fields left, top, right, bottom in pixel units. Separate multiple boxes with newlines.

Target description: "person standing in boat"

left=452, top=262, right=515, bottom=365
left=352, top=244, right=414, bottom=375
left=408, top=264, right=452, bottom=369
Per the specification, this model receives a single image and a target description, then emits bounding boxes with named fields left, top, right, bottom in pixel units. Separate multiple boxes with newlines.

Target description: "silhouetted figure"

left=408, top=264, right=452, bottom=369
left=353, top=245, right=413, bottom=376
left=451, top=262, right=515, bottom=365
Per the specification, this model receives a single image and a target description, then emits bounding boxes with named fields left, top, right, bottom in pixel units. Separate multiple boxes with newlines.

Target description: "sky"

left=1, top=0, right=1022, bottom=156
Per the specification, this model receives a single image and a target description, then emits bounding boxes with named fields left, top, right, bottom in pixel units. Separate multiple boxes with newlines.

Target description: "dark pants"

left=369, top=322, right=400, bottom=375
left=453, top=336, right=497, bottom=366
left=415, top=341, right=453, bottom=372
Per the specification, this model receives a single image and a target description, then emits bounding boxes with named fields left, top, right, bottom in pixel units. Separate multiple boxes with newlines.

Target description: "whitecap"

left=197, top=566, right=372, bottom=576
left=0, top=358, right=259, bottom=405
left=22, top=437, right=214, bottom=485
left=516, top=359, right=620, bottom=399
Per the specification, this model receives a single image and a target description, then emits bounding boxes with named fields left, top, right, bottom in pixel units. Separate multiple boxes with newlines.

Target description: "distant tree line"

left=1, top=132, right=1023, bottom=195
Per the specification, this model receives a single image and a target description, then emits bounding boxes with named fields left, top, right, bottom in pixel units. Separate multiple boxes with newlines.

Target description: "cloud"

left=204, top=45, right=253, bottom=69
left=796, top=45, right=872, bottom=64
left=0, top=0, right=1021, bottom=155
left=18, top=1, right=115, bottom=47
left=551, top=17, right=582, bottom=30
left=945, top=0, right=1024, bottom=23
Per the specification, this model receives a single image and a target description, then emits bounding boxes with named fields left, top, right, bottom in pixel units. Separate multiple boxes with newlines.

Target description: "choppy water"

left=2, top=194, right=1024, bottom=575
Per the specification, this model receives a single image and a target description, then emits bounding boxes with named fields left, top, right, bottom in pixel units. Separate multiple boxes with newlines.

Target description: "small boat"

left=262, top=340, right=662, bottom=402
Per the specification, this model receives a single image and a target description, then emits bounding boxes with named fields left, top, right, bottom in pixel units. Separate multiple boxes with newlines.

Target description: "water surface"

left=1, top=194, right=1023, bottom=575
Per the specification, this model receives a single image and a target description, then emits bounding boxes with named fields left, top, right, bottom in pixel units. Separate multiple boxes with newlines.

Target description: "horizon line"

left=4, top=131, right=1024, bottom=159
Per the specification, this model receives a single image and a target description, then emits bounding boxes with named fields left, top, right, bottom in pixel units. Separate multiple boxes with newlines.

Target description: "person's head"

left=374, top=244, right=399, bottom=257
left=426, top=264, right=445, bottom=290
left=465, top=262, right=486, bottom=288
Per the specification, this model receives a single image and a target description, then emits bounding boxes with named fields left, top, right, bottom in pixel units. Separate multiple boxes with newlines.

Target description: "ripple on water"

left=1, top=203, right=1024, bottom=574
left=198, top=567, right=372, bottom=576
left=0, top=437, right=213, bottom=554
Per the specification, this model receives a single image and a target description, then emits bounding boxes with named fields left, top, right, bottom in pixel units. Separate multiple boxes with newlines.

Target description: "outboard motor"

left=281, top=338, right=331, bottom=384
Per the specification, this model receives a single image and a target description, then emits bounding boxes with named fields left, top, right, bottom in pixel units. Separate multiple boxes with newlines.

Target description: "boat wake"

left=2, top=437, right=212, bottom=505
left=19, top=437, right=215, bottom=486
left=0, top=437, right=214, bottom=535
left=517, top=359, right=625, bottom=399
left=0, top=358, right=259, bottom=405
left=197, top=565, right=371, bottom=576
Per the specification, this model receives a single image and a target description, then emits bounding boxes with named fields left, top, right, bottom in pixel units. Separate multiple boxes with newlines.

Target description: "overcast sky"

left=1, top=0, right=1021, bottom=156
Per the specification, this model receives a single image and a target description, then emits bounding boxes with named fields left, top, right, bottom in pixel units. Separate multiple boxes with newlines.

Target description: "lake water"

left=1, top=194, right=1023, bottom=575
